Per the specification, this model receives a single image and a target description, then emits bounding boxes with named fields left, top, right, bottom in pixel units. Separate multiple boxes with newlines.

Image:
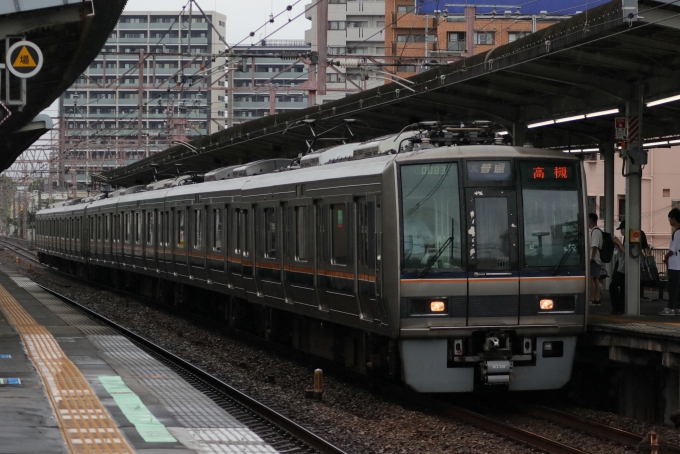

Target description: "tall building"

left=58, top=10, right=226, bottom=191
left=229, top=40, right=310, bottom=125
left=304, top=0, right=386, bottom=104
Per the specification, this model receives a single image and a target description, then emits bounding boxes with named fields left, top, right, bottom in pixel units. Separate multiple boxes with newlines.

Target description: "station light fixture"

left=582, top=148, right=599, bottom=152
left=527, top=119, right=554, bottom=128
left=644, top=140, right=669, bottom=147
left=646, top=94, right=680, bottom=107
left=585, top=108, right=619, bottom=118
left=669, top=139, right=680, bottom=144
left=555, top=114, right=585, bottom=123
left=496, top=131, right=509, bottom=136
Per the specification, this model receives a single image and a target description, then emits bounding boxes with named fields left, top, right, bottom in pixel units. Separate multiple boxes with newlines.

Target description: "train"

left=36, top=123, right=588, bottom=392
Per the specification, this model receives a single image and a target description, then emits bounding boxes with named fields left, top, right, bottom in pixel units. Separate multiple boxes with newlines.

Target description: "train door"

left=242, top=205, right=261, bottom=299
left=230, top=206, right=246, bottom=292
left=465, top=187, right=520, bottom=326
left=314, top=199, right=329, bottom=312
left=284, top=200, right=315, bottom=308
left=355, top=195, right=383, bottom=323
left=256, top=204, right=285, bottom=301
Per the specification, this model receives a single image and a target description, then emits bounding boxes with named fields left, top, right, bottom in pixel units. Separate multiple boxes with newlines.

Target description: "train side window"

left=177, top=210, right=185, bottom=248
left=146, top=211, right=154, bottom=245
left=97, top=216, right=102, bottom=240
left=165, top=211, right=170, bottom=245
left=158, top=211, right=164, bottom=245
left=331, top=204, right=348, bottom=265
left=105, top=215, right=110, bottom=241
left=90, top=217, right=94, bottom=240
left=193, top=209, right=202, bottom=249
left=213, top=208, right=222, bottom=251
left=238, top=210, right=248, bottom=256
left=125, top=213, right=131, bottom=243
left=295, top=206, right=308, bottom=261
left=264, top=207, right=276, bottom=259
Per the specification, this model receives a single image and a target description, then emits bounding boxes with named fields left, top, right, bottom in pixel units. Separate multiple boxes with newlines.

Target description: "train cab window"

left=295, top=206, right=308, bottom=261
left=135, top=213, right=142, bottom=244
left=400, top=163, right=462, bottom=272
left=193, top=209, right=202, bottom=249
left=125, top=213, right=131, bottom=243
left=146, top=211, right=154, bottom=245
left=264, top=207, right=276, bottom=259
left=213, top=209, right=222, bottom=251
left=177, top=210, right=185, bottom=248
left=520, top=161, right=581, bottom=268
left=331, top=204, right=348, bottom=265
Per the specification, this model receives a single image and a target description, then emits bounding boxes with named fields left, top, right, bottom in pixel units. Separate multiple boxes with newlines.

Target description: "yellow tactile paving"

left=0, top=284, right=134, bottom=454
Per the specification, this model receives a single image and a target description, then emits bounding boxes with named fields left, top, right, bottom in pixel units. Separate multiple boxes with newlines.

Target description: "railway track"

left=3, top=236, right=676, bottom=454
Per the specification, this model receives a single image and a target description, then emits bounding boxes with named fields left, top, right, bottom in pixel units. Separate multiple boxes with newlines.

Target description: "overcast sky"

left=124, top=0, right=311, bottom=44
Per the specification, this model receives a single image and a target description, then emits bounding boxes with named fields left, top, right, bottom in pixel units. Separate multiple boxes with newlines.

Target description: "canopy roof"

left=102, top=0, right=680, bottom=187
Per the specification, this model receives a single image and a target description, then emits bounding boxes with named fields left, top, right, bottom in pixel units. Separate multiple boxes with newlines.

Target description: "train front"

left=391, top=146, right=587, bottom=392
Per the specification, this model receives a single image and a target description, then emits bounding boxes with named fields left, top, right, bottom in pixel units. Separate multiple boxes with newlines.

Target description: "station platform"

left=0, top=265, right=277, bottom=454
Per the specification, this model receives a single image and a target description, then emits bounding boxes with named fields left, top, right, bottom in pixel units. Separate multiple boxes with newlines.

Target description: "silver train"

left=36, top=127, right=587, bottom=392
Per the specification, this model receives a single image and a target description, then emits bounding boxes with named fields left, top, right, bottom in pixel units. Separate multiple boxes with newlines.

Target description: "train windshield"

left=400, top=163, right=462, bottom=273
left=519, top=161, right=581, bottom=268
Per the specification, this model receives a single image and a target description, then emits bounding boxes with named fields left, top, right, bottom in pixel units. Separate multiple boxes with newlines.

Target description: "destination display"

left=520, top=162, right=576, bottom=188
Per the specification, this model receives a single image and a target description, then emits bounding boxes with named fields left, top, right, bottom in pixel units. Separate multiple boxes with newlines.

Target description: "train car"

left=36, top=124, right=588, bottom=392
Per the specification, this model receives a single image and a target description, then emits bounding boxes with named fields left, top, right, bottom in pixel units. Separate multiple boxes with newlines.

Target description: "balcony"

left=346, top=27, right=384, bottom=41
left=447, top=41, right=466, bottom=52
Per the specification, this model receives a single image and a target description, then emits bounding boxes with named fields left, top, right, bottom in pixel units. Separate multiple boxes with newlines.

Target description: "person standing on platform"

left=610, top=222, right=626, bottom=315
left=588, top=213, right=603, bottom=306
left=640, top=229, right=651, bottom=299
left=661, top=208, right=680, bottom=316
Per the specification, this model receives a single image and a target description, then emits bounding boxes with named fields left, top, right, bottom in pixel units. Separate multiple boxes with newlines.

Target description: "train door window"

left=238, top=210, right=248, bottom=256
left=105, top=215, right=110, bottom=241
left=177, top=209, right=185, bottom=248
left=97, top=216, right=102, bottom=240
left=135, top=212, right=142, bottom=244
left=315, top=201, right=325, bottom=264
left=70, top=219, right=74, bottom=239
left=76, top=219, right=79, bottom=239
left=331, top=204, right=348, bottom=265
left=193, top=209, right=202, bottom=249
left=124, top=213, right=131, bottom=243
left=158, top=211, right=164, bottom=245
left=213, top=209, right=222, bottom=251
left=295, top=206, right=308, bottom=261
left=90, top=217, right=94, bottom=240
left=356, top=200, right=368, bottom=267
left=264, top=207, right=276, bottom=259
left=235, top=209, right=241, bottom=255
left=146, top=211, right=154, bottom=245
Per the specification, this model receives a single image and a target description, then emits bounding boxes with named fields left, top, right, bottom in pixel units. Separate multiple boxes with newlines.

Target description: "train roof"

left=37, top=145, right=577, bottom=216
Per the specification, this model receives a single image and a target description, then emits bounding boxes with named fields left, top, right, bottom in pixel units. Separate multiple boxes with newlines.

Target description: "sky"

left=125, top=0, right=311, bottom=44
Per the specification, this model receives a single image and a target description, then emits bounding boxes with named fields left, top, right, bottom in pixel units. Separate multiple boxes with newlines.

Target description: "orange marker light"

left=430, top=301, right=446, bottom=312
left=540, top=299, right=554, bottom=310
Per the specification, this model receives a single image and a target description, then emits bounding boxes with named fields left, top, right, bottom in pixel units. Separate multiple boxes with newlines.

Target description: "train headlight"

left=430, top=300, right=446, bottom=312
left=539, top=299, right=554, bottom=310
left=409, top=298, right=448, bottom=315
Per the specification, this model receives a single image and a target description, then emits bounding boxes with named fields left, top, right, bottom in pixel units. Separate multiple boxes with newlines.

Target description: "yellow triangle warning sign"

left=12, top=46, right=37, bottom=68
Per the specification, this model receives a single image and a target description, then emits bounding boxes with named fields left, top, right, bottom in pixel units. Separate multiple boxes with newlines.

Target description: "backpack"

left=596, top=227, right=614, bottom=263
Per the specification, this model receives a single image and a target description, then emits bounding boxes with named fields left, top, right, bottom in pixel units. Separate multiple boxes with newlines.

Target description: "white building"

left=304, top=0, right=386, bottom=104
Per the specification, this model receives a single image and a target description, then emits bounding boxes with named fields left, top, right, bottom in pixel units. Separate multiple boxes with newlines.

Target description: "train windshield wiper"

left=552, top=243, right=576, bottom=276
left=417, top=236, right=453, bottom=278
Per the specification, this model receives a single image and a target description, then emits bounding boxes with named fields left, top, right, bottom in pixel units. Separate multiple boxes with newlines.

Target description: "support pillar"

left=624, top=84, right=644, bottom=315
left=465, top=7, right=475, bottom=57
left=512, top=123, right=526, bottom=147
left=316, top=0, right=328, bottom=97
left=603, top=140, right=616, bottom=289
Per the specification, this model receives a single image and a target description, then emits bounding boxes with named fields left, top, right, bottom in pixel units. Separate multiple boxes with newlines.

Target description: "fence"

left=651, top=248, right=669, bottom=276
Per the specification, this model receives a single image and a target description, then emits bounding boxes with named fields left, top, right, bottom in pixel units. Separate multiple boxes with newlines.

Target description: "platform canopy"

left=103, top=0, right=680, bottom=187
left=0, top=0, right=127, bottom=172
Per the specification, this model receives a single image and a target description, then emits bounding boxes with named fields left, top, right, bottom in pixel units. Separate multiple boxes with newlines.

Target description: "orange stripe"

left=402, top=276, right=586, bottom=284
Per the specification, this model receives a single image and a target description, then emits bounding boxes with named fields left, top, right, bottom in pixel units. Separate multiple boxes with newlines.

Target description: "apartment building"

left=229, top=40, right=310, bottom=124
left=304, top=0, right=386, bottom=104
left=59, top=10, right=226, bottom=187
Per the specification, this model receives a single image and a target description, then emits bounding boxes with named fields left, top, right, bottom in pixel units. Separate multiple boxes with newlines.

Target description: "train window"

left=147, top=211, right=154, bottom=245
left=238, top=210, right=248, bottom=256
left=519, top=161, right=581, bottom=268
left=400, top=163, right=462, bottom=272
left=125, top=213, right=131, bottom=243
left=97, top=216, right=102, bottom=240
left=193, top=209, right=202, bottom=249
left=234, top=209, right=241, bottom=254
left=90, top=217, right=94, bottom=240
left=71, top=219, right=74, bottom=239
left=264, top=208, right=276, bottom=259
left=177, top=210, right=185, bottom=248
left=315, top=202, right=325, bottom=264
left=105, top=215, right=110, bottom=241
left=295, top=206, right=308, bottom=261
left=331, top=204, right=348, bottom=265
left=135, top=213, right=142, bottom=244
left=158, top=211, right=164, bottom=245
left=213, top=209, right=222, bottom=251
